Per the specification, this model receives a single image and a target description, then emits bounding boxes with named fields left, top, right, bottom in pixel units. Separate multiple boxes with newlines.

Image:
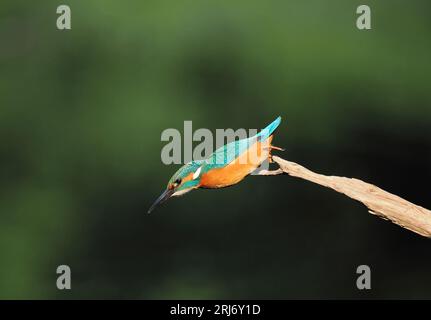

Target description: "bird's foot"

left=263, top=145, right=285, bottom=152
left=264, top=145, right=285, bottom=163
left=270, top=145, right=285, bottom=151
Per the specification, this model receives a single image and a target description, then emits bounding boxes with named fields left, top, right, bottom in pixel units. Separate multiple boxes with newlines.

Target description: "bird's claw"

left=265, top=145, right=285, bottom=163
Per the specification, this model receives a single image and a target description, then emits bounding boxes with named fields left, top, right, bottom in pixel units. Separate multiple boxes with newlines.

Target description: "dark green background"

left=1, top=0, right=430, bottom=299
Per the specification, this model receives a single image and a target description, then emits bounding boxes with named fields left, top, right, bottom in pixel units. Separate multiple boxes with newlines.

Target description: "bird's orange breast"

left=199, top=136, right=273, bottom=188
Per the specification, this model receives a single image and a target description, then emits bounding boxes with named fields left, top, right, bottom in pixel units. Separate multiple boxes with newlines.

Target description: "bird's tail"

left=258, top=116, right=282, bottom=141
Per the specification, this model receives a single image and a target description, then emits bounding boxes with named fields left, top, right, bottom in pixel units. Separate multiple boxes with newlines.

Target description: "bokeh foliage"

left=0, top=0, right=430, bottom=298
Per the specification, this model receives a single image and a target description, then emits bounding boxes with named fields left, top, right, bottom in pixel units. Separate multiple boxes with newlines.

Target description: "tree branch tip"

left=264, top=156, right=431, bottom=238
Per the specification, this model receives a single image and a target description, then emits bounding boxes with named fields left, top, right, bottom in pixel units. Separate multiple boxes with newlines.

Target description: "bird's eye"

left=174, top=178, right=182, bottom=186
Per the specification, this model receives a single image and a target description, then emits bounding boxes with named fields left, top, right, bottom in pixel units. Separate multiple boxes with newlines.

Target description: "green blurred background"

left=1, top=0, right=430, bottom=299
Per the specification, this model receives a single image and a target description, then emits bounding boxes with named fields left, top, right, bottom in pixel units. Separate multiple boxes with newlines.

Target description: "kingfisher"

left=148, top=116, right=284, bottom=213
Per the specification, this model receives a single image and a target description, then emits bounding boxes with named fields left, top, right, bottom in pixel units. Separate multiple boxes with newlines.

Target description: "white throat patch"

left=193, top=166, right=202, bottom=180
left=172, top=188, right=192, bottom=197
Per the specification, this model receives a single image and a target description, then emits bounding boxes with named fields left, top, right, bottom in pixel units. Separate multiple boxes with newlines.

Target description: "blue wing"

left=258, top=116, right=281, bottom=142
left=203, top=116, right=282, bottom=170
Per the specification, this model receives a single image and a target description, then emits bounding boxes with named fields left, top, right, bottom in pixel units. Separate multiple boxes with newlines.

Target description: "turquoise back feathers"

left=205, top=116, right=282, bottom=168
left=169, top=116, right=282, bottom=186
left=258, top=116, right=281, bottom=141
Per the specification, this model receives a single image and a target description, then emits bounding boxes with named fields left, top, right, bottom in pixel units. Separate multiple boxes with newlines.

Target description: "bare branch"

left=254, top=168, right=284, bottom=176
left=268, top=156, right=431, bottom=238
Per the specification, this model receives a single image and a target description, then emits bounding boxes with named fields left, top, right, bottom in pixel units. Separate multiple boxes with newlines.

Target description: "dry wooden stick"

left=258, top=156, right=431, bottom=238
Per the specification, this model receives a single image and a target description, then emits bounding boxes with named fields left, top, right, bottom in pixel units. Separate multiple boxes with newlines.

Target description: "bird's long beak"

left=148, top=189, right=175, bottom=214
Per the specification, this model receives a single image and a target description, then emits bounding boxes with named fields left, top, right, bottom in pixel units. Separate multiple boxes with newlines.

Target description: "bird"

left=148, top=116, right=284, bottom=213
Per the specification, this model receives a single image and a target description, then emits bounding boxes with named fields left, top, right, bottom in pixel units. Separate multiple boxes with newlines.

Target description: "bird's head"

left=148, top=161, right=203, bottom=213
